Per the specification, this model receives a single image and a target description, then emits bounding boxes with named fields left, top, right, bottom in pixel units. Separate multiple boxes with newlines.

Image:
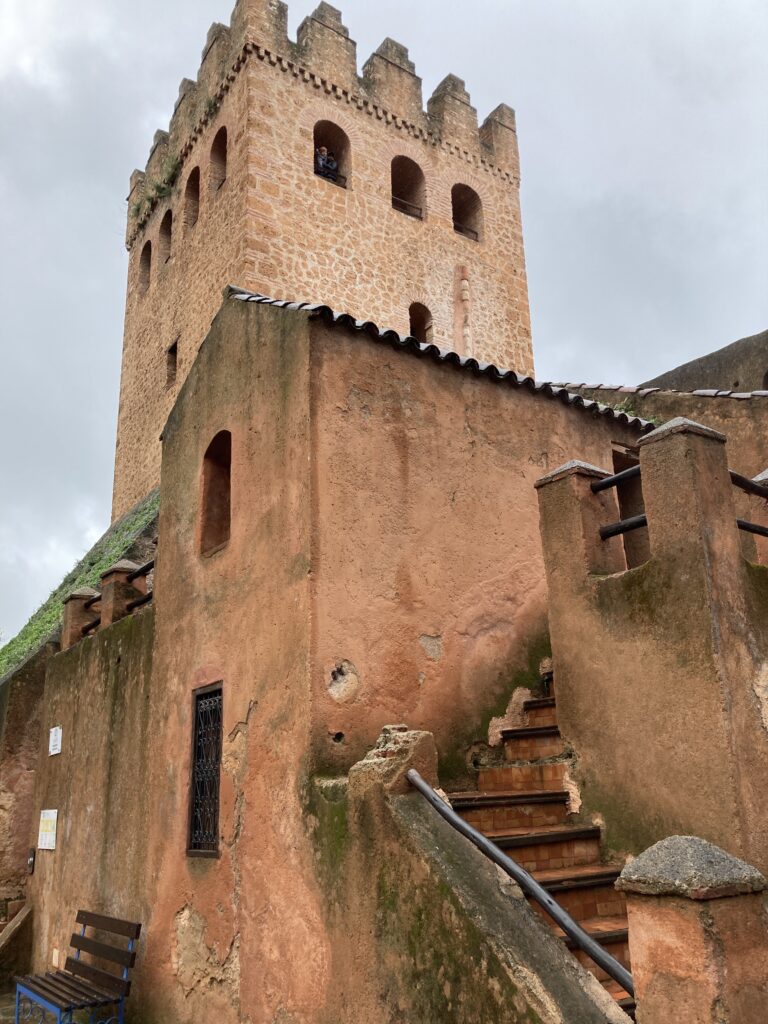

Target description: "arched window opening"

left=200, top=431, right=232, bottom=555
left=159, top=210, right=173, bottom=264
left=210, top=128, right=228, bottom=194
left=313, top=121, right=350, bottom=189
left=409, top=303, right=434, bottom=345
left=391, top=157, right=425, bottom=220
left=139, top=241, right=152, bottom=295
left=185, top=168, right=200, bottom=229
left=166, top=338, right=179, bottom=390
left=452, top=184, right=483, bottom=242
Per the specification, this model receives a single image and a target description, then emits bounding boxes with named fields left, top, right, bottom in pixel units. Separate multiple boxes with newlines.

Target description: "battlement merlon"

left=126, top=0, right=522, bottom=245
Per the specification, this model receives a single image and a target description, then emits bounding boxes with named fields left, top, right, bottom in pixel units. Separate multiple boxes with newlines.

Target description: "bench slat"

left=76, top=910, right=141, bottom=940
left=47, top=971, right=113, bottom=1005
left=64, top=957, right=130, bottom=998
left=39, top=975, right=98, bottom=1009
left=18, top=976, right=85, bottom=1011
left=70, top=932, right=136, bottom=968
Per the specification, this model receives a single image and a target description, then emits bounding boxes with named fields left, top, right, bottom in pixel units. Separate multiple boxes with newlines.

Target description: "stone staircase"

left=448, top=673, right=635, bottom=1018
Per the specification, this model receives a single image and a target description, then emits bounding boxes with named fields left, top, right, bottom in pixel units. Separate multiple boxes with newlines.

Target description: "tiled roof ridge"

left=559, top=382, right=768, bottom=401
left=226, top=287, right=655, bottom=433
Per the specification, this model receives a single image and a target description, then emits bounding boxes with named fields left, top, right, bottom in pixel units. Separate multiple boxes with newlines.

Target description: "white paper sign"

left=48, top=727, right=62, bottom=756
left=38, top=810, right=58, bottom=851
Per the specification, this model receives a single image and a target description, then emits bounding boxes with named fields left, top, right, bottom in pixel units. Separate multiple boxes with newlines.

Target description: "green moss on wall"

left=438, top=632, right=551, bottom=785
left=0, top=490, right=159, bottom=680
left=305, top=776, right=350, bottom=890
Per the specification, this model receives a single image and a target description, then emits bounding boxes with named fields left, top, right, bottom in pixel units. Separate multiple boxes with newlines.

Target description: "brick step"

left=530, top=864, right=626, bottom=922
left=502, top=725, right=564, bottom=761
left=450, top=790, right=569, bottom=831
left=477, top=762, right=567, bottom=793
left=523, top=697, right=558, bottom=728
left=550, top=915, right=631, bottom=983
left=486, top=824, right=602, bottom=873
left=602, top=979, right=636, bottom=1019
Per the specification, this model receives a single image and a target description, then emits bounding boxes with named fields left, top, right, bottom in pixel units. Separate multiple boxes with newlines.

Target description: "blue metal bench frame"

left=15, top=910, right=141, bottom=1024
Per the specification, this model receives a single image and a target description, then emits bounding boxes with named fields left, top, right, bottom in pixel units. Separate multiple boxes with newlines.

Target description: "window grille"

left=189, top=687, right=223, bottom=853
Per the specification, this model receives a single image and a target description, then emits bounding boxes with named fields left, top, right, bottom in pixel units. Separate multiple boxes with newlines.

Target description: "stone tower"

left=113, top=0, right=533, bottom=519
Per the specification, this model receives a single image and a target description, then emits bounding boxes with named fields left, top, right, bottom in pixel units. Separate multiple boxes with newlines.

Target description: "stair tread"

left=485, top=823, right=600, bottom=842
left=449, top=789, right=568, bottom=807
left=501, top=724, right=561, bottom=739
left=552, top=914, right=628, bottom=943
left=602, top=979, right=636, bottom=1008
left=532, top=863, right=622, bottom=887
left=523, top=697, right=557, bottom=710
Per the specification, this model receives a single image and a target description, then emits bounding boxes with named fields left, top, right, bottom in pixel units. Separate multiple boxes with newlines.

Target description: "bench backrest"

left=65, top=910, right=142, bottom=999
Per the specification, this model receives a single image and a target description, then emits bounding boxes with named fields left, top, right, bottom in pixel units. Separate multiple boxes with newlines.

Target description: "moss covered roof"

left=0, top=490, right=160, bottom=681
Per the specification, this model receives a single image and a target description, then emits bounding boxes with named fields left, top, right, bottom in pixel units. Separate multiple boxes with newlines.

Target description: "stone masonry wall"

left=113, top=0, right=532, bottom=520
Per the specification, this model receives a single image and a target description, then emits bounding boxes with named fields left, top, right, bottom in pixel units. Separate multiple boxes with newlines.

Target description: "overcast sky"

left=0, top=0, right=766, bottom=642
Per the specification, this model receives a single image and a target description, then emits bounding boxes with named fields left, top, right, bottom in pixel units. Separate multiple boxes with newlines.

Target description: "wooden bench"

left=15, top=910, right=141, bottom=1024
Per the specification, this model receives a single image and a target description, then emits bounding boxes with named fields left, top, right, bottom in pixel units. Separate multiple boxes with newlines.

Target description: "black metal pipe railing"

left=453, top=222, right=479, bottom=241
left=127, top=559, right=154, bottom=583
left=730, top=471, right=768, bottom=501
left=81, top=617, right=101, bottom=636
left=591, top=465, right=641, bottom=494
left=407, top=769, right=634, bottom=997
left=392, top=196, right=424, bottom=219
left=599, top=514, right=648, bottom=541
left=737, top=519, right=768, bottom=539
left=84, top=594, right=101, bottom=610
left=127, top=592, right=154, bottom=612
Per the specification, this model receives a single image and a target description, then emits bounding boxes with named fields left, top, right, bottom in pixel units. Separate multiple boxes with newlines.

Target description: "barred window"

left=188, top=686, right=223, bottom=855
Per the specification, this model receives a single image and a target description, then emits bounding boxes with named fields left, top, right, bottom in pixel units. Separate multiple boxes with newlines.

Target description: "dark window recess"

left=313, top=120, right=350, bottom=189
left=210, top=127, right=228, bottom=194
left=166, top=339, right=178, bottom=389
left=391, top=156, right=426, bottom=220
left=452, top=183, right=484, bottom=242
left=189, top=687, right=223, bottom=853
left=200, top=431, right=232, bottom=555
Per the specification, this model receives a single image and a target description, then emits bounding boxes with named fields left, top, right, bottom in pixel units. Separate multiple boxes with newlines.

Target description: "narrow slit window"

left=409, top=303, right=433, bottom=345
left=166, top=339, right=179, bottom=389
left=159, top=210, right=173, bottom=263
left=200, top=430, right=232, bottom=555
left=185, top=168, right=200, bottom=229
left=188, top=686, right=223, bottom=854
left=452, top=184, right=484, bottom=242
left=210, top=127, right=228, bottom=194
left=138, top=241, right=152, bottom=295
left=391, top=157, right=426, bottom=220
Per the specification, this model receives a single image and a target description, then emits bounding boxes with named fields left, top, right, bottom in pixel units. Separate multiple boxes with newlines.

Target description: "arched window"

left=139, top=241, right=152, bottom=295
left=185, top=168, right=200, bottom=229
left=210, top=128, right=228, bottom=195
left=409, top=303, right=434, bottom=345
left=313, top=121, right=350, bottom=188
left=200, top=431, right=232, bottom=555
left=159, top=210, right=173, bottom=264
left=391, top=157, right=425, bottom=220
left=452, top=184, right=484, bottom=242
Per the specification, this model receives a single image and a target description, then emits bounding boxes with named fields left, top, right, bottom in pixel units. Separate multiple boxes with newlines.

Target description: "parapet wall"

left=536, top=420, right=768, bottom=872
left=127, top=0, right=520, bottom=247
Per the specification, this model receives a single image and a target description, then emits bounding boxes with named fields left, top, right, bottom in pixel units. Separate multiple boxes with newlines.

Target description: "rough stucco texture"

left=113, top=0, right=533, bottom=520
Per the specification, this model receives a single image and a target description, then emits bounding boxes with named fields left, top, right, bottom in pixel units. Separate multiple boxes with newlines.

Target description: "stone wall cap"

left=617, top=836, right=767, bottom=900
left=534, top=461, right=609, bottom=489
left=63, top=587, right=100, bottom=603
left=100, top=560, right=141, bottom=579
left=637, top=417, right=727, bottom=447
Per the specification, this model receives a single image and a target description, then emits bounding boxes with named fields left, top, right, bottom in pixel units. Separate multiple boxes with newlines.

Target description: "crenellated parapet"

left=126, top=0, right=522, bottom=248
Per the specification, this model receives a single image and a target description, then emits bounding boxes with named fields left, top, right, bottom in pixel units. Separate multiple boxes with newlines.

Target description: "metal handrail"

left=127, top=592, right=154, bottom=612
left=407, top=769, right=634, bottom=997
left=81, top=617, right=101, bottom=636
left=453, top=222, right=479, bottom=241
left=591, top=465, right=641, bottom=494
left=737, top=519, right=768, bottom=539
left=599, top=514, right=648, bottom=541
left=392, top=195, right=423, bottom=219
left=127, top=560, right=154, bottom=583
left=84, top=594, right=101, bottom=610
left=730, top=471, right=768, bottom=501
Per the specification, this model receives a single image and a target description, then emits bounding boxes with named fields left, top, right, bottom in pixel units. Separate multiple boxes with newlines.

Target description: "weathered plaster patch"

left=327, top=661, right=360, bottom=703
left=172, top=905, right=240, bottom=1004
left=419, top=634, right=444, bottom=661
left=488, top=687, right=532, bottom=746
left=562, top=765, right=582, bottom=815
left=752, top=662, right=768, bottom=733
